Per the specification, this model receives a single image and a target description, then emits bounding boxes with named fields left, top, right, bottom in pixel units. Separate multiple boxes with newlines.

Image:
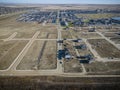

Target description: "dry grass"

left=0, top=40, right=28, bottom=70
left=88, top=39, right=120, bottom=58
left=76, top=13, right=120, bottom=19
left=17, top=41, right=44, bottom=70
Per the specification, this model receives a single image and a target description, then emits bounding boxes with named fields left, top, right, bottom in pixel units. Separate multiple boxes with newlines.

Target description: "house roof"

left=111, top=17, right=120, bottom=21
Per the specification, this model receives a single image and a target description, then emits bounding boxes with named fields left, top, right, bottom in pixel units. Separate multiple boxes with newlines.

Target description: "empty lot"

left=37, top=24, right=57, bottom=39
left=38, top=41, right=57, bottom=69
left=84, top=61, right=120, bottom=75
left=17, top=40, right=57, bottom=70
left=88, top=39, right=120, bottom=58
left=0, top=40, right=28, bottom=70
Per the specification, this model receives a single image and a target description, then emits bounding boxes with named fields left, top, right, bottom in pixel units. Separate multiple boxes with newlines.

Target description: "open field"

left=88, top=39, right=120, bottom=58
left=76, top=13, right=120, bottom=19
left=103, top=32, right=120, bottom=37
left=103, top=32, right=120, bottom=44
left=0, top=76, right=120, bottom=90
left=61, top=31, right=72, bottom=39
left=17, top=40, right=44, bottom=70
left=84, top=61, right=109, bottom=74
left=38, top=41, right=57, bottom=69
left=37, top=24, right=57, bottom=39
left=110, top=38, right=120, bottom=44
left=72, top=31, right=101, bottom=39
left=84, top=61, right=120, bottom=75
left=0, top=40, right=28, bottom=70
left=98, top=27, right=120, bottom=32
left=0, top=12, right=44, bottom=39
left=64, top=59, right=83, bottom=73
left=17, top=40, right=57, bottom=70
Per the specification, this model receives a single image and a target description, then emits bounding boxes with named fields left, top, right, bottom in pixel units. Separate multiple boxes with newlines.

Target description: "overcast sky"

left=0, top=0, right=120, bottom=4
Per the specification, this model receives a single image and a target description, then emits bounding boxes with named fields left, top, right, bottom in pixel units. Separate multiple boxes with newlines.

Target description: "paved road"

left=56, top=10, right=63, bottom=73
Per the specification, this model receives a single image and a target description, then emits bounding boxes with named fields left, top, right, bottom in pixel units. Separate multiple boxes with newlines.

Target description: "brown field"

left=17, top=40, right=44, bottom=70
left=37, top=32, right=49, bottom=39
left=88, top=39, right=120, bottom=58
left=63, top=40, right=82, bottom=73
left=69, top=28, right=101, bottom=39
left=37, top=24, right=57, bottom=39
left=0, top=32, right=13, bottom=39
left=103, top=32, right=120, bottom=44
left=0, top=76, right=119, bottom=90
left=61, top=31, right=72, bottom=39
left=110, top=38, right=120, bottom=44
left=64, top=59, right=82, bottom=73
left=38, top=41, right=57, bottom=69
left=84, top=61, right=120, bottom=75
left=0, top=12, right=45, bottom=39
left=103, top=32, right=120, bottom=37
left=0, top=40, right=28, bottom=70
left=84, top=61, right=109, bottom=74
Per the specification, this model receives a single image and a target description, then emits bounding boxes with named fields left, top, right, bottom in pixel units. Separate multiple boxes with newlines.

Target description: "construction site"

left=0, top=4, right=120, bottom=90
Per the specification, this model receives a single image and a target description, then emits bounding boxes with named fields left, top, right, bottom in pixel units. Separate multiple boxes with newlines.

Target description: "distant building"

left=111, top=17, right=120, bottom=24
left=88, top=27, right=95, bottom=32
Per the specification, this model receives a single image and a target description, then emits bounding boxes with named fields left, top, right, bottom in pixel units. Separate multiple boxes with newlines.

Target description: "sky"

left=0, top=0, right=120, bottom=4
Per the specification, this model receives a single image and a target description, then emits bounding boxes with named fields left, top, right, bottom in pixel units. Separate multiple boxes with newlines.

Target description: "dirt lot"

left=38, top=41, right=57, bottom=69
left=103, top=32, right=120, bottom=44
left=78, top=32, right=101, bottom=39
left=37, top=24, right=57, bottom=39
left=96, top=26, right=120, bottom=32
left=18, top=40, right=57, bottom=70
left=0, top=40, right=28, bottom=70
left=17, top=40, right=44, bottom=70
left=64, top=59, right=83, bottom=73
left=103, top=32, right=120, bottom=38
left=110, top=38, right=120, bottom=44
left=61, top=31, right=72, bottom=39
left=84, top=61, right=109, bottom=74
left=88, top=39, right=120, bottom=58
left=75, top=41, right=93, bottom=56
left=63, top=40, right=82, bottom=73
left=84, top=61, right=120, bottom=75
left=0, top=31, right=13, bottom=39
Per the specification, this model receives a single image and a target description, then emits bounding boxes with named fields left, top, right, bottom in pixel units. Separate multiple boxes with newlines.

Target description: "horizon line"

left=0, top=2, right=120, bottom=5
